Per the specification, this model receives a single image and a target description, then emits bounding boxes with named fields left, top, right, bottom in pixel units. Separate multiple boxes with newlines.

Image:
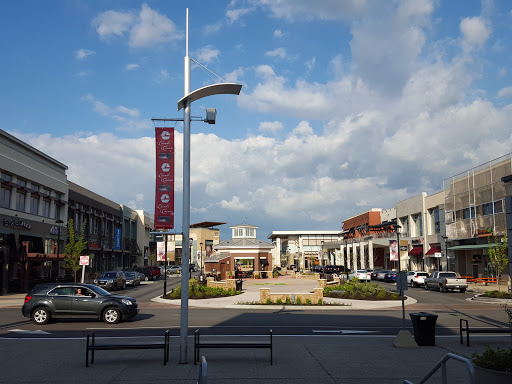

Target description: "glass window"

left=42, top=199, right=50, bottom=217
left=17, top=179, right=26, bottom=187
left=30, top=195, right=39, bottom=214
left=433, top=207, right=440, bottom=234
left=0, top=172, right=12, bottom=182
left=16, top=191, right=25, bottom=211
left=494, top=200, right=503, bottom=214
left=32, top=184, right=39, bottom=192
left=482, top=202, right=493, bottom=216
left=0, top=187, right=11, bottom=208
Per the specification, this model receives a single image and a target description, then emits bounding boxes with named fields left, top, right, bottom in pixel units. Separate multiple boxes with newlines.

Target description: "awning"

left=448, top=243, right=502, bottom=250
left=408, top=247, right=423, bottom=256
left=425, top=246, right=441, bottom=256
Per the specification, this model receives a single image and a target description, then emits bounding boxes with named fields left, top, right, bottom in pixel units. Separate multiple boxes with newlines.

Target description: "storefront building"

left=206, top=224, right=274, bottom=280
left=0, top=129, right=68, bottom=293
left=444, top=153, right=511, bottom=281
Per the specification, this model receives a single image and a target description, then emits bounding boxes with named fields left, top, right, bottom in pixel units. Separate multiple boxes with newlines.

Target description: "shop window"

left=30, top=195, right=39, bottom=215
left=16, top=191, right=26, bottom=211
left=0, top=186, right=11, bottom=208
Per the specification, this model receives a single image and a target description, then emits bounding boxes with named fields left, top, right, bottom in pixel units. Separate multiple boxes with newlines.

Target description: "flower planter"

left=474, top=365, right=512, bottom=384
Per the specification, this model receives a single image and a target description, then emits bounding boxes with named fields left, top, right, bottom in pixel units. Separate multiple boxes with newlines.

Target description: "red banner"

left=154, top=128, right=174, bottom=229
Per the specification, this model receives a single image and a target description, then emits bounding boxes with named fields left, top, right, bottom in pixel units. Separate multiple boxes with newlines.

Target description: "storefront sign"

left=113, top=228, right=121, bottom=250
left=3, top=218, right=31, bottom=230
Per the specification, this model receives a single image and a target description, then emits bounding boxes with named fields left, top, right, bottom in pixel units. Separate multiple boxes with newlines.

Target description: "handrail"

left=403, top=353, right=475, bottom=384
left=198, top=356, right=207, bottom=384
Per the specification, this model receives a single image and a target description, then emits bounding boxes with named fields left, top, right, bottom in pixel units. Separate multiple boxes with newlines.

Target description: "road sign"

left=80, top=256, right=90, bottom=266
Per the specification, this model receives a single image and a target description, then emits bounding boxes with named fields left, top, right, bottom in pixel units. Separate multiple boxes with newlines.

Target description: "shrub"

left=305, top=298, right=312, bottom=305
left=296, top=297, right=302, bottom=305
left=285, top=297, right=292, bottom=304
left=276, top=299, right=283, bottom=304
left=266, top=298, right=272, bottom=304
left=317, top=298, right=323, bottom=305
left=472, top=347, right=512, bottom=372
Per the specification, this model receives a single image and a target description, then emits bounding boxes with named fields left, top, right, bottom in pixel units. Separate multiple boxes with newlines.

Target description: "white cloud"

left=265, top=47, right=286, bottom=59
left=460, top=17, right=490, bottom=50
left=273, top=29, right=284, bottom=38
left=92, top=4, right=181, bottom=48
left=226, top=8, right=252, bottom=23
left=194, top=45, right=220, bottom=64
left=75, top=49, right=95, bottom=60
left=255, top=0, right=367, bottom=20
left=305, top=57, right=316, bottom=71
left=92, top=10, right=134, bottom=40
left=258, top=121, right=283, bottom=133
left=292, top=121, right=313, bottom=136
left=125, top=63, right=140, bottom=71
left=221, top=196, right=248, bottom=210
left=497, top=86, right=512, bottom=99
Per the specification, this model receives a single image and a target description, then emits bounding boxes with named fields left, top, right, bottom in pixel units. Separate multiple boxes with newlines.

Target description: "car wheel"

left=439, top=285, right=445, bottom=292
left=103, top=307, right=121, bottom=324
left=152, top=275, right=158, bottom=281
left=424, top=284, right=429, bottom=290
left=32, top=307, right=51, bottom=325
left=113, top=283, right=118, bottom=291
left=145, top=275, right=149, bottom=281
left=122, top=282, right=126, bottom=290
left=460, top=288, right=466, bottom=293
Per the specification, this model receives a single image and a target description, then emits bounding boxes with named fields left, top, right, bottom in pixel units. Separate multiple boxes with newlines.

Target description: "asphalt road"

left=0, top=276, right=508, bottom=340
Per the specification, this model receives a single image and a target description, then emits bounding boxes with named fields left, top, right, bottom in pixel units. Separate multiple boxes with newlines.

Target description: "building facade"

left=444, top=153, right=511, bottom=280
left=0, top=129, right=68, bottom=293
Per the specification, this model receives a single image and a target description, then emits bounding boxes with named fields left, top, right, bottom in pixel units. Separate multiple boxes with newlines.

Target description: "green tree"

left=487, top=234, right=508, bottom=291
left=64, top=219, right=88, bottom=282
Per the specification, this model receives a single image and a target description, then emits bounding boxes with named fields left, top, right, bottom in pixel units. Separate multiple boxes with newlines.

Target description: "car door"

left=47, top=286, right=74, bottom=315
left=72, top=286, right=100, bottom=316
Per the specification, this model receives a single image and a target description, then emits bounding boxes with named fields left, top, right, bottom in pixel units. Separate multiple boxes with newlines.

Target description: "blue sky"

left=2, top=0, right=512, bottom=240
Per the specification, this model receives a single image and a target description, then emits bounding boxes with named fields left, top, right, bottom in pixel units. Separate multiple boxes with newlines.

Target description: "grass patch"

left=324, top=279, right=401, bottom=300
left=162, top=279, right=243, bottom=300
left=481, top=290, right=512, bottom=299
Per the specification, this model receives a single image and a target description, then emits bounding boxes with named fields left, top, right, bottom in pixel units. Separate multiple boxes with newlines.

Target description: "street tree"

left=487, top=233, right=508, bottom=291
left=64, top=219, right=88, bottom=282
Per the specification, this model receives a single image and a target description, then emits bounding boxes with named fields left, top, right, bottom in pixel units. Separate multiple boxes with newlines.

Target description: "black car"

left=22, top=283, right=139, bottom=325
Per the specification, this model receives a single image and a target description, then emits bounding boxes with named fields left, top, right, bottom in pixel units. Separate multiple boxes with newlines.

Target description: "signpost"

left=80, top=256, right=89, bottom=283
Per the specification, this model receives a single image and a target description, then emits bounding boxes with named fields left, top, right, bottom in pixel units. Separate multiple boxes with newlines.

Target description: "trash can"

left=235, top=279, right=243, bottom=291
left=409, top=312, right=438, bottom=346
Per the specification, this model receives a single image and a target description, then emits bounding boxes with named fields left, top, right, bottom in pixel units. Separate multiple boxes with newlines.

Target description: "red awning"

left=408, top=246, right=423, bottom=256
left=425, top=246, right=441, bottom=256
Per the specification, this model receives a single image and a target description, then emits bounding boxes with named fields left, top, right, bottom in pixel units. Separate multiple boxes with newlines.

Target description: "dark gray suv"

left=94, top=271, right=127, bottom=290
left=22, top=283, right=139, bottom=325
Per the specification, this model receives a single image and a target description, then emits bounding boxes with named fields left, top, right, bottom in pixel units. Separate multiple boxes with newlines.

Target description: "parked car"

left=124, top=271, right=141, bottom=287
left=312, top=265, right=325, bottom=273
left=371, top=270, right=383, bottom=280
left=348, top=270, right=371, bottom=281
left=136, top=266, right=161, bottom=281
left=384, top=271, right=398, bottom=283
left=406, top=271, right=429, bottom=287
left=324, top=265, right=348, bottom=274
left=375, top=270, right=390, bottom=280
left=166, top=265, right=182, bottom=274
left=189, top=264, right=198, bottom=272
left=22, top=283, right=139, bottom=325
left=424, top=271, right=468, bottom=293
left=94, top=271, right=127, bottom=291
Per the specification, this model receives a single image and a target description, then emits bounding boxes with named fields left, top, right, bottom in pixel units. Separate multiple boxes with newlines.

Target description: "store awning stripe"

left=425, top=246, right=441, bottom=256
left=448, top=243, right=501, bottom=250
left=408, top=247, right=423, bottom=256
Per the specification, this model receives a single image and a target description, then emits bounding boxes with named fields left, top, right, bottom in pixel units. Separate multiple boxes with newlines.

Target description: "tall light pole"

left=55, top=219, right=64, bottom=282
left=177, top=9, right=242, bottom=364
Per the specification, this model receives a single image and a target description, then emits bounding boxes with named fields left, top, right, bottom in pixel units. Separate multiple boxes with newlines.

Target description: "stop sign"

left=80, top=256, right=90, bottom=266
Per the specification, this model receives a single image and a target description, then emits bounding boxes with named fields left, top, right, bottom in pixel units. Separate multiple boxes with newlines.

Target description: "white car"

left=166, top=265, right=182, bottom=274
left=348, top=270, right=371, bottom=281
left=406, top=271, right=429, bottom=287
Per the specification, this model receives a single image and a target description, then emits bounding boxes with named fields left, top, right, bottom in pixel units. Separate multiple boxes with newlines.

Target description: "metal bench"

left=459, top=319, right=511, bottom=346
left=194, top=329, right=273, bottom=365
left=86, top=330, right=170, bottom=367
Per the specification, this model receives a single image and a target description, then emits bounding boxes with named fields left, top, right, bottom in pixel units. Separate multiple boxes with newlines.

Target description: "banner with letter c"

left=154, top=127, right=174, bottom=229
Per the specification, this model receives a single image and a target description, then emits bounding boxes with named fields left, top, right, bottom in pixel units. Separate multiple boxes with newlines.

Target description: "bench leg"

left=85, top=334, right=89, bottom=368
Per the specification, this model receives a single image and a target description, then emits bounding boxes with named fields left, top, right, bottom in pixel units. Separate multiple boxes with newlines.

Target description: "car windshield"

left=417, top=273, right=428, bottom=276
left=100, top=272, right=116, bottom=278
left=125, top=272, right=136, bottom=278
left=88, top=285, right=111, bottom=296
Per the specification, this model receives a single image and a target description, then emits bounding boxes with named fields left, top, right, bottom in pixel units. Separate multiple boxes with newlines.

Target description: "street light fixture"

left=176, top=9, right=242, bottom=364
left=55, top=219, right=64, bottom=282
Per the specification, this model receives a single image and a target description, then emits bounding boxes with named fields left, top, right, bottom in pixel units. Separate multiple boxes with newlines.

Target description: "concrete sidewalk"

left=0, top=332, right=504, bottom=383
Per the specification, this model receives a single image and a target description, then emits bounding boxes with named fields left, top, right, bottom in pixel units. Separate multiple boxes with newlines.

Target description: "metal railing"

left=403, top=353, right=475, bottom=384
left=198, top=356, right=207, bottom=384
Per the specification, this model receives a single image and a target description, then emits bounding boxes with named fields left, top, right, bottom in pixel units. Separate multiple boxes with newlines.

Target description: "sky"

left=2, top=0, right=512, bottom=240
